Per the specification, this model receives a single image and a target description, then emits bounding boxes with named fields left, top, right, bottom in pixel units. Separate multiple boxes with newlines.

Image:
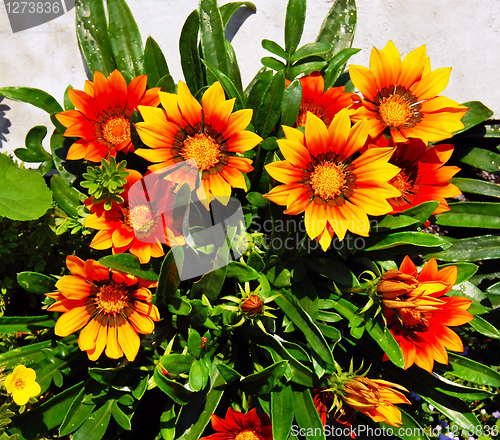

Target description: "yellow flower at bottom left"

left=5, top=365, right=41, bottom=405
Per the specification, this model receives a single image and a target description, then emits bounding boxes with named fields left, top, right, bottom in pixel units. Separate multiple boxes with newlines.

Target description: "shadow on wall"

left=0, top=97, right=11, bottom=149
left=225, top=6, right=256, bottom=42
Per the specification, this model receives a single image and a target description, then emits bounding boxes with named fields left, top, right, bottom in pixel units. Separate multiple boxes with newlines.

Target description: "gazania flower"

left=56, top=70, right=160, bottom=162
left=263, top=109, right=401, bottom=251
left=380, top=256, right=473, bottom=372
left=349, top=41, right=468, bottom=144
left=46, top=256, right=160, bottom=362
left=376, top=137, right=461, bottom=214
left=135, top=81, right=262, bottom=205
left=200, top=407, right=272, bottom=440
left=84, top=169, right=185, bottom=264
left=5, top=365, right=41, bottom=405
left=288, top=72, right=355, bottom=127
left=313, top=388, right=355, bottom=429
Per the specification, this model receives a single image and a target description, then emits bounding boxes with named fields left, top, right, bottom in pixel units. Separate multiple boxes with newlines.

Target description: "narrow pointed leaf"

left=316, top=0, right=356, bottom=55
left=99, top=253, right=159, bottom=281
left=436, top=202, right=500, bottom=228
left=262, top=39, right=287, bottom=59
left=180, top=10, right=205, bottom=93
left=271, top=383, right=294, bottom=440
left=452, top=177, right=500, bottom=198
left=290, top=42, right=333, bottom=64
left=323, top=47, right=360, bottom=89
left=453, top=101, right=493, bottom=134
left=144, top=36, right=170, bottom=88
left=280, top=78, right=302, bottom=128
left=428, top=235, right=500, bottom=262
left=292, top=388, right=326, bottom=440
left=72, top=400, right=113, bottom=440
left=284, top=0, right=306, bottom=56
left=253, top=71, right=285, bottom=137
left=0, top=87, right=62, bottom=114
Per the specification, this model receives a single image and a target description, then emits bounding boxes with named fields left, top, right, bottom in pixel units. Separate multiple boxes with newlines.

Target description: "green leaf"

left=316, top=0, right=356, bottom=55
left=292, top=388, right=326, bottom=440
left=323, top=48, right=360, bottom=89
left=449, top=280, right=490, bottom=314
left=14, top=126, right=52, bottom=163
left=17, top=272, right=56, bottom=295
left=157, top=74, right=176, bottom=93
left=453, top=177, right=500, bottom=199
left=107, top=0, right=144, bottom=77
left=363, top=231, right=451, bottom=252
left=454, top=101, right=493, bottom=134
left=0, top=87, right=62, bottom=114
left=98, top=254, right=158, bottom=281
left=288, top=61, right=328, bottom=80
left=8, top=381, right=83, bottom=440
left=246, top=191, right=269, bottom=208
left=290, top=42, right=332, bottom=64
left=226, top=261, right=260, bottom=282
left=274, top=289, right=335, bottom=368
left=442, top=353, right=500, bottom=387
left=75, top=0, right=116, bottom=76
left=470, top=315, right=500, bottom=339
left=365, top=318, right=405, bottom=368
left=188, top=328, right=203, bottom=359
left=261, top=57, right=286, bottom=72
left=157, top=248, right=183, bottom=306
left=72, top=400, right=113, bottom=440
left=167, top=297, right=192, bottom=316
left=420, top=393, right=480, bottom=431
left=280, top=78, right=302, bottom=129
left=160, top=399, right=176, bottom=440
left=154, top=368, right=192, bottom=405
left=225, top=40, right=243, bottom=93
left=180, top=10, right=205, bottom=94
left=144, top=36, right=170, bottom=88
left=460, top=147, right=500, bottom=172
left=436, top=202, right=500, bottom=229
left=0, top=340, right=52, bottom=370
left=0, top=316, right=55, bottom=333
left=253, top=71, right=286, bottom=137
left=111, top=401, right=132, bottom=431
left=64, top=85, right=75, bottom=110
left=284, top=0, right=307, bottom=56
left=220, top=2, right=256, bottom=28
left=305, top=258, right=359, bottom=287
left=189, top=358, right=209, bottom=392
left=161, top=354, right=194, bottom=375
left=428, top=235, right=500, bottom=262
left=399, top=201, right=440, bottom=226
left=200, top=0, right=229, bottom=84
left=271, top=383, right=294, bottom=440
left=441, top=263, right=478, bottom=284
left=262, top=39, right=288, bottom=59
left=239, top=361, right=288, bottom=395
left=59, top=384, right=96, bottom=436
left=50, top=174, right=82, bottom=218
left=372, top=214, right=419, bottom=232
left=247, top=252, right=265, bottom=272
left=216, top=364, right=242, bottom=384
left=202, top=60, right=245, bottom=110
left=50, top=131, right=78, bottom=184
left=246, top=68, right=273, bottom=109
left=0, top=155, right=52, bottom=221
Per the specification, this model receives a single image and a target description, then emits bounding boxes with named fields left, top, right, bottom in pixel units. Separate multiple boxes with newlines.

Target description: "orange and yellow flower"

left=135, top=81, right=262, bottom=205
left=84, top=170, right=185, bottom=264
left=288, top=72, right=355, bottom=127
left=200, top=407, right=272, bottom=440
left=263, top=109, right=401, bottom=251
left=379, top=256, right=473, bottom=372
left=375, top=137, right=462, bottom=214
left=349, top=41, right=468, bottom=144
left=5, top=365, right=41, bottom=405
left=56, top=70, right=160, bottom=162
left=47, top=256, right=160, bottom=362
left=313, top=388, right=355, bottom=428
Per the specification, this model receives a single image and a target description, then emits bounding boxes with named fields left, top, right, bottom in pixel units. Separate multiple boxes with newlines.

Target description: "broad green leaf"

left=292, top=388, right=326, bottom=440
left=271, top=383, right=294, bottom=440
left=442, top=353, right=500, bottom=387
left=72, top=400, right=113, bottom=440
left=180, top=10, right=205, bottom=94
left=246, top=69, right=273, bottom=110
left=64, top=85, right=75, bottom=110
left=157, top=248, right=183, bottom=306
left=246, top=191, right=269, bottom=208
left=59, top=383, right=96, bottom=436
left=449, top=281, right=490, bottom=315
left=460, top=147, right=500, bottom=172
left=160, top=354, right=194, bottom=375
left=160, top=399, right=176, bottom=440
left=107, top=0, right=144, bottom=77
left=189, top=358, right=209, bottom=392
left=202, top=60, right=245, bottom=110
left=157, top=74, right=176, bottom=93
left=167, top=297, right=192, bottom=316
left=261, top=57, right=286, bottom=72
left=470, top=315, right=500, bottom=339
left=188, top=328, right=203, bottom=359
left=15, top=126, right=52, bottom=163
left=226, top=261, right=260, bottom=282
left=436, top=202, right=500, bottom=228
left=200, top=0, right=229, bottom=83
left=0, top=340, right=52, bottom=369
left=363, top=231, right=451, bottom=252
left=154, top=368, right=192, bottom=405
left=262, top=39, right=288, bottom=59
left=239, top=361, right=288, bottom=395
left=8, top=381, right=83, bottom=440
left=111, top=400, right=132, bottom=431
left=99, top=253, right=158, bottom=281
left=288, top=61, right=328, bottom=80
left=50, top=131, right=79, bottom=184
left=316, top=0, right=356, bottom=56
left=144, top=36, right=170, bottom=88
left=220, top=1, right=256, bottom=28
left=454, top=101, right=493, bottom=134
left=50, top=174, right=83, bottom=218
left=280, top=78, right=302, bottom=129
left=372, top=214, right=419, bottom=232
left=323, top=47, right=360, bottom=89
left=225, top=40, right=243, bottom=93
left=428, top=235, right=500, bottom=262
left=216, top=364, right=242, bottom=384
left=420, top=394, right=480, bottom=431
left=0, top=87, right=62, bottom=114
left=247, top=251, right=265, bottom=272
left=290, top=42, right=332, bottom=64
left=0, top=155, right=52, bottom=221
left=75, top=0, right=116, bottom=76
left=274, top=289, right=335, bottom=368
left=316, top=322, right=341, bottom=341
left=0, top=316, right=55, bottom=333
left=17, top=272, right=56, bottom=295
left=365, top=318, right=405, bottom=368
left=379, top=409, right=430, bottom=440
left=399, top=201, right=439, bottom=226
left=284, top=0, right=307, bottom=56
left=453, top=177, right=500, bottom=198
left=253, top=71, right=286, bottom=137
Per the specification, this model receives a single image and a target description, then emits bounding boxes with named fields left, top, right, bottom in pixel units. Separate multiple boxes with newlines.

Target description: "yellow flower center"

left=181, top=133, right=221, bottom=170
left=390, top=170, right=413, bottom=197
left=378, top=95, right=413, bottom=127
left=96, top=283, right=130, bottom=315
left=14, top=378, right=26, bottom=391
left=399, top=307, right=425, bottom=328
left=235, top=430, right=261, bottom=440
left=102, top=116, right=131, bottom=146
left=310, top=161, right=346, bottom=201
left=129, top=204, right=156, bottom=234
left=296, top=104, right=328, bottom=127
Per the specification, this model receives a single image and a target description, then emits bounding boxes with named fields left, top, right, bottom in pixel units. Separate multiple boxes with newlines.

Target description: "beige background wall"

left=1, top=0, right=498, bottom=155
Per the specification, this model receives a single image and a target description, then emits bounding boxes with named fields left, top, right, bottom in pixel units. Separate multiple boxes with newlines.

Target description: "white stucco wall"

left=1, top=0, right=499, bottom=156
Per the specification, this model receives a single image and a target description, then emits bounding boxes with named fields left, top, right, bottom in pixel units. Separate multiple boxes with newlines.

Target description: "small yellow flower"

left=5, top=365, right=41, bottom=405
